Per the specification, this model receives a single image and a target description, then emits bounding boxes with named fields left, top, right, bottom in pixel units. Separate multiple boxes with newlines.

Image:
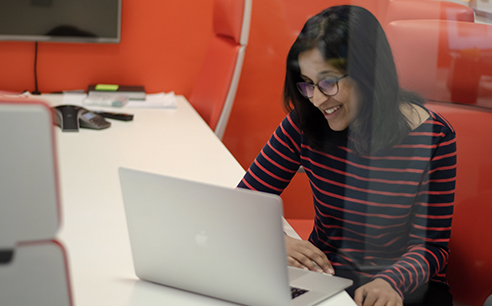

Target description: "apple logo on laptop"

left=195, top=231, right=209, bottom=248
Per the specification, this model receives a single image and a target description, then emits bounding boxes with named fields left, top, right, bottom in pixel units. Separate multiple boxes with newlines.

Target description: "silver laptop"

left=119, top=167, right=352, bottom=306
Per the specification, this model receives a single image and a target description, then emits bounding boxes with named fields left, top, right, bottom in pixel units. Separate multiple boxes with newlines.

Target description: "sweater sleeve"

left=373, top=124, right=457, bottom=297
left=237, top=112, right=302, bottom=194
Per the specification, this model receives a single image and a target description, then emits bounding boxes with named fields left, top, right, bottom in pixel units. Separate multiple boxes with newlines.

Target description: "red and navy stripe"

left=238, top=108, right=456, bottom=296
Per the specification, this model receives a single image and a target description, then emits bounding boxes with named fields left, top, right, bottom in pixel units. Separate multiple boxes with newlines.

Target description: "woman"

left=238, top=5, right=456, bottom=306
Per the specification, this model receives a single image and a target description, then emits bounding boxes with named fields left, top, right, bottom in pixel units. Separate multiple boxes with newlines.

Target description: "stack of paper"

left=61, top=92, right=177, bottom=109
left=126, top=92, right=177, bottom=109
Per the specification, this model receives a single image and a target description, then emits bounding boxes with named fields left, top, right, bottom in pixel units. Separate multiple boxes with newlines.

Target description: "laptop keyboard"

left=291, top=286, right=309, bottom=299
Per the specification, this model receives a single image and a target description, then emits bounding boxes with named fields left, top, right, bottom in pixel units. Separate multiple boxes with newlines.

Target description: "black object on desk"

left=54, top=105, right=111, bottom=132
left=94, top=111, right=134, bottom=121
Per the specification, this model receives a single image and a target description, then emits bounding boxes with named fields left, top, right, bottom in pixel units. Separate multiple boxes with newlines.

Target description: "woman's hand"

left=353, top=279, right=403, bottom=306
left=284, top=235, right=334, bottom=274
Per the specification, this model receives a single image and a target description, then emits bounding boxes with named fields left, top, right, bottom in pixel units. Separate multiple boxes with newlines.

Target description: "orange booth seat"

left=188, top=0, right=251, bottom=140
left=428, top=102, right=492, bottom=306
left=386, top=20, right=492, bottom=108
left=384, top=0, right=475, bottom=25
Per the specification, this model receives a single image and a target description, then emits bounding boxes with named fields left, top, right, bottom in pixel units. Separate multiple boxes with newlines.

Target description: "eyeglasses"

left=296, top=74, right=348, bottom=99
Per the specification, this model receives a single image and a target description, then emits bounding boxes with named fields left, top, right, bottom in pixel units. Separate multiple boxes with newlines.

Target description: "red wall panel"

left=0, top=0, right=214, bottom=94
left=0, top=0, right=389, bottom=218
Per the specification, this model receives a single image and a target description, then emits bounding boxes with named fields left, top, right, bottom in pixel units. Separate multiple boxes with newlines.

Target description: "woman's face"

left=298, top=48, right=360, bottom=131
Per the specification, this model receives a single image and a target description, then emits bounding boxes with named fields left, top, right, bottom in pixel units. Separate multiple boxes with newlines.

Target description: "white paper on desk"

left=62, top=93, right=87, bottom=106
left=125, top=92, right=177, bottom=109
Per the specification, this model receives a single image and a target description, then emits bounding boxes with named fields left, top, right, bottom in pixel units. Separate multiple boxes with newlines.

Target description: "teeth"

left=324, top=106, right=341, bottom=114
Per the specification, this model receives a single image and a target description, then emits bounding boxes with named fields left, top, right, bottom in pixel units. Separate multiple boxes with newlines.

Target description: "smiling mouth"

left=324, top=105, right=341, bottom=115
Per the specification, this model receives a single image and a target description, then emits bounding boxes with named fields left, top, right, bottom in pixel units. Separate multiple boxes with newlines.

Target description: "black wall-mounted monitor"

left=0, top=0, right=121, bottom=43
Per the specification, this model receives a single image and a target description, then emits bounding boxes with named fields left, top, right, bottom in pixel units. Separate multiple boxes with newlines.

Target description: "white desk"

left=39, top=94, right=356, bottom=306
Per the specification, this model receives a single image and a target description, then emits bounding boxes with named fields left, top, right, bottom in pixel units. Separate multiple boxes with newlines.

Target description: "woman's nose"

left=310, top=86, right=327, bottom=108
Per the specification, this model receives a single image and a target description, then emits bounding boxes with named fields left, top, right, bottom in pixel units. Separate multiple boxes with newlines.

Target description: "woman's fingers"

left=284, top=235, right=334, bottom=274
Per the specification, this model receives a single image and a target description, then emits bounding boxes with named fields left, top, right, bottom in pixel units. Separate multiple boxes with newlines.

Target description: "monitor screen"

left=0, top=0, right=121, bottom=43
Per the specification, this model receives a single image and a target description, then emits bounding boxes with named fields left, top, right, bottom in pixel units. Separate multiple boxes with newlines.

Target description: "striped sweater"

left=238, top=109, right=456, bottom=297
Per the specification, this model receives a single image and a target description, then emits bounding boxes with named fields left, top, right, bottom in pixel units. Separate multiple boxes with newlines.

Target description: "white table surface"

left=38, top=94, right=356, bottom=306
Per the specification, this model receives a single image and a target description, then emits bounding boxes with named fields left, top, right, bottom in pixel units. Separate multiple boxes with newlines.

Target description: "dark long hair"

left=283, top=5, right=424, bottom=155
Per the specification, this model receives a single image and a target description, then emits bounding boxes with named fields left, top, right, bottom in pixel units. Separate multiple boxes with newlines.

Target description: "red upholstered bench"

left=427, top=102, right=492, bottom=306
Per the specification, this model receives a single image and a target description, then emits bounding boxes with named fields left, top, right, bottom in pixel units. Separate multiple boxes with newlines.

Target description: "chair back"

left=0, top=100, right=60, bottom=248
left=386, top=19, right=492, bottom=107
left=426, top=102, right=492, bottom=306
left=189, top=0, right=252, bottom=140
left=0, top=96, right=72, bottom=306
left=385, top=0, right=474, bottom=25
left=213, top=0, right=250, bottom=45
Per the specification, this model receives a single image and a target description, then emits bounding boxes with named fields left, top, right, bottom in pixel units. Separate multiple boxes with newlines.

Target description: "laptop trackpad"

left=288, top=266, right=310, bottom=281
left=288, top=266, right=333, bottom=283
left=289, top=267, right=353, bottom=293
left=288, top=267, right=353, bottom=306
